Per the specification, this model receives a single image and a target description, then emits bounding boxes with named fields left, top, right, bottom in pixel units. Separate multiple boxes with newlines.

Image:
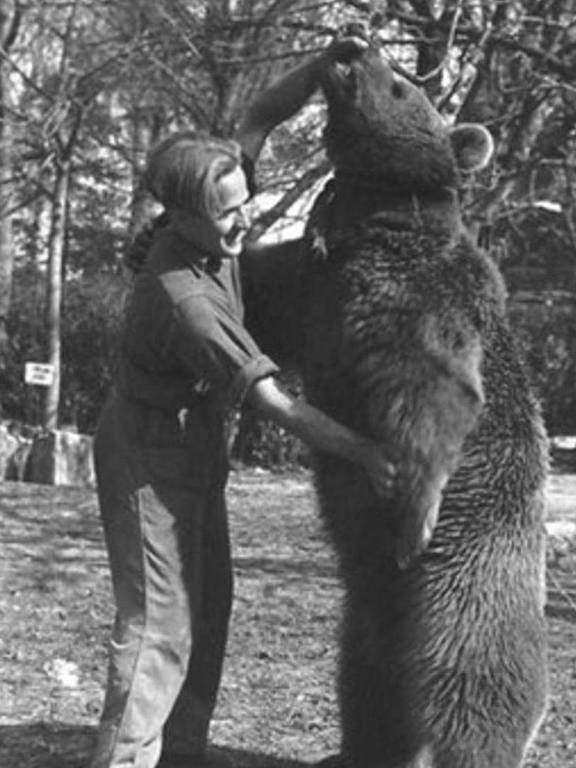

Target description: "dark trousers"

left=90, top=393, right=232, bottom=768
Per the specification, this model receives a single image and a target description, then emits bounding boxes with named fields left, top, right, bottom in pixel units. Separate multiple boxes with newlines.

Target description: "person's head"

left=144, top=131, right=251, bottom=259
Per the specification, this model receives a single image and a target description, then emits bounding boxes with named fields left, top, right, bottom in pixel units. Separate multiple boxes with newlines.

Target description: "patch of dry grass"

left=0, top=471, right=575, bottom=768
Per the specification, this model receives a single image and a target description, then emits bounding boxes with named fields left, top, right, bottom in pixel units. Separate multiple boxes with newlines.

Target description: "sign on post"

left=24, top=362, right=55, bottom=387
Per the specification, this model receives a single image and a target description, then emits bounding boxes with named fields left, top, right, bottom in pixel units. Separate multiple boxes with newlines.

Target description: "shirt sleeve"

left=171, top=291, right=278, bottom=407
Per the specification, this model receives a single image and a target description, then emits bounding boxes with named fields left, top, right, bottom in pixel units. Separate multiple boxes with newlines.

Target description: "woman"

left=90, top=36, right=393, bottom=768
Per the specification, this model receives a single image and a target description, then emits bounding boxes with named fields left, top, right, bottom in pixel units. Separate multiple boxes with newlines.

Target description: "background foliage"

left=0, top=0, right=574, bottom=462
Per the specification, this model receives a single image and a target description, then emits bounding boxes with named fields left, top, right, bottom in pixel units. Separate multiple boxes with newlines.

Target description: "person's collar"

left=165, top=209, right=222, bottom=272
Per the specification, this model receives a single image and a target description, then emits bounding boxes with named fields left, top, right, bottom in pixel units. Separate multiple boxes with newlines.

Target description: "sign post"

left=24, top=362, right=55, bottom=426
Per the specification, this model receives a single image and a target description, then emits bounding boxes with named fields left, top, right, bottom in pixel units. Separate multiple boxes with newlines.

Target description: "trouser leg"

left=90, top=401, right=216, bottom=768
left=162, top=466, right=233, bottom=756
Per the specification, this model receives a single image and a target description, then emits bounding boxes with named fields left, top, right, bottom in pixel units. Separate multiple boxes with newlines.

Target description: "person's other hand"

left=324, top=33, right=369, bottom=64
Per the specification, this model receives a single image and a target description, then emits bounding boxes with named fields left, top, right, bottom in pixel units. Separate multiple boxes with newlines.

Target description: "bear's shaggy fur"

left=242, top=45, right=548, bottom=768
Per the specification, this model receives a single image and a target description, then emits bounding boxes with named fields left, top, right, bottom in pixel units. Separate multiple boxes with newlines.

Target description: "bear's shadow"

left=0, top=723, right=308, bottom=768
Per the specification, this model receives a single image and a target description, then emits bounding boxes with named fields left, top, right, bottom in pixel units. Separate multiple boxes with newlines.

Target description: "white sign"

left=24, top=362, right=55, bottom=386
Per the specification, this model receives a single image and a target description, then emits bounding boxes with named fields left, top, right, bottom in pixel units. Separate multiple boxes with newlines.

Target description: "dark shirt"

left=117, top=226, right=278, bottom=412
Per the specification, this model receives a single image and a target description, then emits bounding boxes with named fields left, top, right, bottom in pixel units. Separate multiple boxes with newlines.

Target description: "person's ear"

left=449, top=124, right=494, bottom=172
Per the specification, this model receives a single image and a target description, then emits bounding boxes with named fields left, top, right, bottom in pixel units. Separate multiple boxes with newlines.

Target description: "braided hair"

left=124, top=212, right=170, bottom=275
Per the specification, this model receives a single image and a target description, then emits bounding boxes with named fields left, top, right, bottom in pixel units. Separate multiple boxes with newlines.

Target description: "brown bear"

left=242, top=42, right=549, bottom=768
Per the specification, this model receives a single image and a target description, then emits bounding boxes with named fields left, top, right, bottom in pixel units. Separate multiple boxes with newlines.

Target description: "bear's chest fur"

left=301, top=209, right=547, bottom=532
left=302, top=219, right=496, bottom=414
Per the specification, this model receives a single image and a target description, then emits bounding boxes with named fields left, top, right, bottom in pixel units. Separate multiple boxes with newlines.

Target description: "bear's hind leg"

left=338, top=607, right=427, bottom=768
left=432, top=692, right=547, bottom=768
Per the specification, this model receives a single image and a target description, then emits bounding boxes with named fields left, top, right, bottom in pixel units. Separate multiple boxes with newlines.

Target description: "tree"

left=1, top=0, right=575, bottom=439
left=0, top=0, right=22, bottom=365
left=5, top=0, right=164, bottom=427
left=377, top=1, right=576, bottom=274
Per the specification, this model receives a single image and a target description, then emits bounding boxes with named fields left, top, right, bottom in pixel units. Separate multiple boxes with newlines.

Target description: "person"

left=90, top=36, right=395, bottom=768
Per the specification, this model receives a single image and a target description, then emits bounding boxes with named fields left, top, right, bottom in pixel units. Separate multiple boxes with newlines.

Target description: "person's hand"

left=323, top=33, right=369, bottom=65
left=362, top=443, right=397, bottom=498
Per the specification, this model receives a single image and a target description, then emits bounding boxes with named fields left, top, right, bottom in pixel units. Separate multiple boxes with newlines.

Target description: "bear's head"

left=319, top=45, right=493, bottom=195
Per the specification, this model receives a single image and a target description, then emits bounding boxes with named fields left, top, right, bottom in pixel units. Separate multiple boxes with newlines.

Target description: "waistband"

left=114, top=382, right=216, bottom=415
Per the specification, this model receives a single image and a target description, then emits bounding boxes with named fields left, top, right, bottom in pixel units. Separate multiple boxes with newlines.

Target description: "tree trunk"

left=43, top=160, right=70, bottom=430
left=0, top=86, right=14, bottom=361
left=0, top=0, right=21, bottom=364
left=128, top=105, right=163, bottom=239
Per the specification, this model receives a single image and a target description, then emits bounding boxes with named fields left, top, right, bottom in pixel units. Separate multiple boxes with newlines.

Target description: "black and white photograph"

left=0, top=2, right=575, bottom=767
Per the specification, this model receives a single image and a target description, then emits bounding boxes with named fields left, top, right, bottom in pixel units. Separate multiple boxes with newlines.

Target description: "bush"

left=1, top=267, right=127, bottom=433
left=60, top=271, right=128, bottom=432
left=508, top=291, right=576, bottom=435
left=228, top=372, right=310, bottom=469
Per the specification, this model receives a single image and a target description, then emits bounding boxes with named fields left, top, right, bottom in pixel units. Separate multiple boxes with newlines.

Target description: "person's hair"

left=143, top=130, right=243, bottom=218
left=124, top=212, right=170, bottom=275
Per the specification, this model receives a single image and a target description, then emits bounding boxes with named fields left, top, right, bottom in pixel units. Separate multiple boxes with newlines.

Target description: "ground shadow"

left=0, top=723, right=310, bottom=768
left=233, top=556, right=337, bottom=581
left=546, top=603, right=576, bottom=622
left=546, top=570, right=576, bottom=624
left=545, top=595, right=576, bottom=623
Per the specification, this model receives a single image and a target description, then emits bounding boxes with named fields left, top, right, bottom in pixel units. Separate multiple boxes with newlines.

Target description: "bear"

left=241, top=41, right=549, bottom=768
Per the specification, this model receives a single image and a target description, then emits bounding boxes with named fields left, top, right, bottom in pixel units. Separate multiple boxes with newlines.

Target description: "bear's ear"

left=449, top=124, right=494, bottom=172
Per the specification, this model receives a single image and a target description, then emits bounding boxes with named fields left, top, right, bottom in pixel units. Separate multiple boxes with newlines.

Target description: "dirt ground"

left=1, top=471, right=575, bottom=768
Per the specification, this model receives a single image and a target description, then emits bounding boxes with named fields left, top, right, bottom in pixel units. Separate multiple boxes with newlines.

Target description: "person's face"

left=193, top=165, right=250, bottom=259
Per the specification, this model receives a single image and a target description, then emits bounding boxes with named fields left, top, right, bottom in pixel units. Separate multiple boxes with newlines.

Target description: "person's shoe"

left=157, top=747, right=235, bottom=768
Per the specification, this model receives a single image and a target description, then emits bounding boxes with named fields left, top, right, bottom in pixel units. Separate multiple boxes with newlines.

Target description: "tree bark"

left=0, top=0, right=21, bottom=363
left=128, top=104, right=163, bottom=239
left=43, top=159, right=70, bottom=430
left=0, top=78, right=13, bottom=361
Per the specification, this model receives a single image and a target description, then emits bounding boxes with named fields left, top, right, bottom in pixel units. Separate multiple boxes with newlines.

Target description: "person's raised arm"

left=247, top=375, right=396, bottom=499
left=235, top=36, right=368, bottom=163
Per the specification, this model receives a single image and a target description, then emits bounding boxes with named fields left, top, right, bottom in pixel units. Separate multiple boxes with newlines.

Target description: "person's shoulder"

left=141, top=233, right=205, bottom=304
left=158, top=267, right=208, bottom=309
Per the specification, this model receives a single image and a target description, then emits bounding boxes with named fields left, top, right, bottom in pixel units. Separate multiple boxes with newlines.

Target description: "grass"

left=0, top=470, right=575, bottom=768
